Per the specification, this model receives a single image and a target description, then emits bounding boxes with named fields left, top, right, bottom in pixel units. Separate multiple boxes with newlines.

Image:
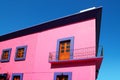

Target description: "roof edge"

left=0, top=7, right=102, bottom=42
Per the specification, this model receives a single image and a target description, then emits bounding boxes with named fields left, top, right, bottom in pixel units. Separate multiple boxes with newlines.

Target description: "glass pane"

left=16, top=48, right=24, bottom=58
left=67, top=42, right=70, bottom=45
left=66, top=49, right=70, bottom=52
left=66, top=46, right=70, bottom=48
left=61, top=43, right=65, bottom=46
left=2, top=51, right=9, bottom=60
left=61, top=50, right=64, bottom=53
left=61, top=47, right=64, bottom=49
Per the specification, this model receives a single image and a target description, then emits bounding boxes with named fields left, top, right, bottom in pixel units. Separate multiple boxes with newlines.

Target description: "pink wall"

left=0, top=19, right=96, bottom=80
left=31, top=65, right=96, bottom=80
left=33, top=19, right=96, bottom=80
left=0, top=34, right=38, bottom=79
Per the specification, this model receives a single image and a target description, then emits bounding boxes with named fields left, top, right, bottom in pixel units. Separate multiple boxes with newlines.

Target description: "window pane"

left=61, top=50, right=64, bottom=53
left=66, top=42, right=70, bottom=45
left=66, top=46, right=70, bottom=48
left=61, top=43, right=65, bottom=46
left=16, top=48, right=24, bottom=58
left=66, top=49, right=70, bottom=52
left=61, top=47, right=64, bottom=49
left=2, top=51, right=9, bottom=60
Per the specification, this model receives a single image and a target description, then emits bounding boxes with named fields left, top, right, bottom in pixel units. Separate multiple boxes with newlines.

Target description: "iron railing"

left=49, top=46, right=103, bottom=62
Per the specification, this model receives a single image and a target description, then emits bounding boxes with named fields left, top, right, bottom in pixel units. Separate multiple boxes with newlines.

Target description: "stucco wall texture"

left=0, top=19, right=96, bottom=80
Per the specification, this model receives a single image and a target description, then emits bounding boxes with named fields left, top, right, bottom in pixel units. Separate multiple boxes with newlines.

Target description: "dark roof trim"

left=0, top=7, right=102, bottom=42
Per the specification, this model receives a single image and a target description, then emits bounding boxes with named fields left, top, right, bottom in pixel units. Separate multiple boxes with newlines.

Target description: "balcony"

left=49, top=46, right=103, bottom=64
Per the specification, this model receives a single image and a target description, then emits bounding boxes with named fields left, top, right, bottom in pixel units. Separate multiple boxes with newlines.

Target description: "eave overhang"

left=0, top=7, right=102, bottom=45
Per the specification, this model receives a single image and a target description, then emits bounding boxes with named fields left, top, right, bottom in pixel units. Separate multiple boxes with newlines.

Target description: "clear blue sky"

left=0, top=0, right=119, bottom=80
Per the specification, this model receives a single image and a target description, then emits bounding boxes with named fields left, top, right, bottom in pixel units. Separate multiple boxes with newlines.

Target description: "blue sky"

left=0, top=0, right=119, bottom=80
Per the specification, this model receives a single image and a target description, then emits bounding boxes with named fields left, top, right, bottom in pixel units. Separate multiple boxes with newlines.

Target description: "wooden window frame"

left=54, top=72, right=72, bottom=80
left=11, top=73, right=23, bottom=80
left=56, top=37, right=74, bottom=60
left=15, top=45, right=27, bottom=61
left=1, top=48, right=11, bottom=62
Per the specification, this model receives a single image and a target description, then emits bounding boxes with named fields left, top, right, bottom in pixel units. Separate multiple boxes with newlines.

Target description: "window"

left=1, top=48, right=11, bottom=62
left=11, top=73, right=23, bottom=80
left=15, top=45, right=27, bottom=61
left=0, top=73, right=8, bottom=80
left=57, top=75, right=68, bottom=80
left=56, top=37, right=74, bottom=60
left=54, top=72, right=72, bottom=80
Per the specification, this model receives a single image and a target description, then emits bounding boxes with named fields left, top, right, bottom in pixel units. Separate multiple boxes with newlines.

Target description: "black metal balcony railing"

left=49, top=46, right=103, bottom=62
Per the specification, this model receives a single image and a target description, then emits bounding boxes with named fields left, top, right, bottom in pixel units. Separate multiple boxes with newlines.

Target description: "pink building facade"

left=0, top=7, right=103, bottom=80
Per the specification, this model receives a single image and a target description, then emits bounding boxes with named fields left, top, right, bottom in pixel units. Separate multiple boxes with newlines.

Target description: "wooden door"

left=59, top=40, right=70, bottom=60
left=13, top=76, right=20, bottom=80
left=56, top=75, right=68, bottom=80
